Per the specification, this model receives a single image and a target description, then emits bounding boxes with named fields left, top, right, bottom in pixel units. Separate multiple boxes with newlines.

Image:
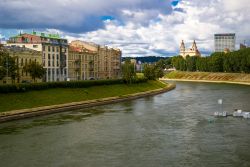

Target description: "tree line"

left=122, top=59, right=168, bottom=83
left=171, top=48, right=250, bottom=73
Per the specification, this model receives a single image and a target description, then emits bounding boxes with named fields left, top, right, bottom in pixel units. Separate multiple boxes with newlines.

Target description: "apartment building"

left=7, top=31, right=68, bottom=82
left=68, top=46, right=98, bottom=80
left=69, top=40, right=121, bottom=80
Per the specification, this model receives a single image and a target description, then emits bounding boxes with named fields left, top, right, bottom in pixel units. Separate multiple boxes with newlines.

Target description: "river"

left=0, top=82, right=250, bottom=167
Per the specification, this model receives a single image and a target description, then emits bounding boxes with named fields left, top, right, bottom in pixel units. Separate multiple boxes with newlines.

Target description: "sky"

left=0, top=0, right=250, bottom=57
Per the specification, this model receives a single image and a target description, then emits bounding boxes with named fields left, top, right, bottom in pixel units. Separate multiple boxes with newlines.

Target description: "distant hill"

left=122, top=56, right=170, bottom=63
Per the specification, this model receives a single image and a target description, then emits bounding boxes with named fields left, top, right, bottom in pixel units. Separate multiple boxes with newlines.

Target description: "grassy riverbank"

left=0, top=80, right=166, bottom=113
left=164, top=71, right=250, bottom=83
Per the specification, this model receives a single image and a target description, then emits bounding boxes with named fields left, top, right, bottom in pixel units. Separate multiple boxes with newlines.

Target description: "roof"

left=214, top=33, right=235, bottom=36
left=4, top=45, right=41, bottom=52
left=69, top=46, right=97, bottom=54
left=11, top=31, right=66, bottom=40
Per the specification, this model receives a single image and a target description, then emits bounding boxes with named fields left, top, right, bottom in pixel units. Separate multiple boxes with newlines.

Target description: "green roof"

left=30, top=31, right=64, bottom=40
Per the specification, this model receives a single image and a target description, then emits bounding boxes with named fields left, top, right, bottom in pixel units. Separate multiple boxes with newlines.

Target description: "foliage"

left=0, top=78, right=149, bottom=94
left=143, top=64, right=156, bottom=80
left=0, top=46, right=18, bottom=81
left=143, top=63, right=164, bottom=80
left=122, top=59, right=137, bottom=84
left=171, top=48, right=250, bottom=73
left=23, top=61, right=46, bottom=82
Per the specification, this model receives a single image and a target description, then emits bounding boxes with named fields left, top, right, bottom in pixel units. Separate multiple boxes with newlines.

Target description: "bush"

left=0, top=78, right=148, bottom=94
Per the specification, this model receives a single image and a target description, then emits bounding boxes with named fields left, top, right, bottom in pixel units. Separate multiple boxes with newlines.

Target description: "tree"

left=121, top=59, right=136, bottom=84
left=186, top=56, right=197, bottom=71
left=23, top=61, right=46, bottom=82
left=143, top=64, right=163, bottom=80
left=143, top=64, right=156, bottom=80
left=0, top=45, right=18, bottom=82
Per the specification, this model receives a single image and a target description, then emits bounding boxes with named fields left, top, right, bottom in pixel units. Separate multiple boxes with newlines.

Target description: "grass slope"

left=0, top=81, right=166, bottom=113
left=165, top=71, right=250, bottom=83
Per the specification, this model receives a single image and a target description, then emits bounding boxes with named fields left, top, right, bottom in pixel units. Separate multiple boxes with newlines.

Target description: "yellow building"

left=180, top=40, right=201, bottom=58
left=69, top=40, right=121, bottom=80
left=0, top=46, right=42, bottom=84
left=68, top=46, right=98, bottom=80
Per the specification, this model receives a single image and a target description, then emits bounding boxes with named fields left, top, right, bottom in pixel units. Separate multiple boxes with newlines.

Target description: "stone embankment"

left=0, top=83, right=175, bottom=123
left=163, top=71, right=250, bottom=85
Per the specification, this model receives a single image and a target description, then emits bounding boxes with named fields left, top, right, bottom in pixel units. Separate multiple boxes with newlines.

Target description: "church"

left=179, top=40, right=201, bottom=58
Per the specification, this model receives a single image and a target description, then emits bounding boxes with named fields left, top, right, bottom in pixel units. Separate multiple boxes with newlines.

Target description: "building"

left=7, top=31, right=68, bottom=82
left=0, top=46, right=42, bottom=84
left=214, top=33, right=236, bottom=52
left=68, top=46, right=98, bottom=81
left=69, top=40, right=121, bottom=80
left=240, top=43, right=247, bottom=49
left=180, top=40, right=201, bottom=58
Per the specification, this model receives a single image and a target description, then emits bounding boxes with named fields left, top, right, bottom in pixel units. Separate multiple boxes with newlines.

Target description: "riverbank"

left=0, top=81, right=175, bottom=122
left=163, top=71, right=250, bottom=85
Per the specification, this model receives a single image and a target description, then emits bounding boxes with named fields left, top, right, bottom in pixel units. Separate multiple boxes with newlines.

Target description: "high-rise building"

left=179, top=40, right=201, bottom=58
left=7, top=31, right=68, bottom=82
left=214, top=33, right=236, bottom=52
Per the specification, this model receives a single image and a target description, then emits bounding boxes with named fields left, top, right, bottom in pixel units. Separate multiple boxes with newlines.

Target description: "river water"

left=0, top=82, right=250, bottom=167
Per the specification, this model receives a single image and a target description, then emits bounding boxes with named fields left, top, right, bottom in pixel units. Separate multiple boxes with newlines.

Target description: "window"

left=48, top=46, right=51, bottom=52
left=52, top=46, right=55, bottom=52
left=33, top=45, right=38, bottom=48
left=21, top=58, right=23, bottom=66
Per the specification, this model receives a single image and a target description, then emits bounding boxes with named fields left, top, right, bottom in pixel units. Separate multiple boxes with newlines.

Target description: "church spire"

left=180, top=40, right=185, bottom=51
left=192, top=40, right=197, bottom=50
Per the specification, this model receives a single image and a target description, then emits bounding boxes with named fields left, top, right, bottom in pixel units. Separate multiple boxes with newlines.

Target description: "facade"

left=68, top=46, right=98, bottom=80
left=180, top=40, right=201, bottom=58
left=214, top=33, right=236, bottom=52
left=0, top=46, right=42, bottom=84
left=7, top=31, right=68, bottom=82
left=69, top=40, right=121, bottom=80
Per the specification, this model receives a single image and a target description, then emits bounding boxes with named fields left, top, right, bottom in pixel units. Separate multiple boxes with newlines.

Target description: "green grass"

left=0, top=81, right=167, bottom=113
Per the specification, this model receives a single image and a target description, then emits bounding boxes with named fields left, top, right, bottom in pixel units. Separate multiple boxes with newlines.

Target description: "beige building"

left=68, top=46, right=98, bottom=80
left=0, top=46, right=42, bottom=84
left=180, top=40, right=201, bottom=58
left=69, top=40, right=121, bottom=80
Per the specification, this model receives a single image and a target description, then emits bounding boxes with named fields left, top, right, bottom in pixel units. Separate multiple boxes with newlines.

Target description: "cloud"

left=1, top=0, right=250, bottom=56
left=0, top=0, right=173, bottom=33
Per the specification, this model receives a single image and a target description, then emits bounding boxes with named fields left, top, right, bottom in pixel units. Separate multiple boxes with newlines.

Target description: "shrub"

left=0, top=78, right=148, bottom=94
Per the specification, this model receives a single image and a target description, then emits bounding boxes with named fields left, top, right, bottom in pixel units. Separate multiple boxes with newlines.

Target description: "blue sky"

left=0, top=0, right=250, bottom=57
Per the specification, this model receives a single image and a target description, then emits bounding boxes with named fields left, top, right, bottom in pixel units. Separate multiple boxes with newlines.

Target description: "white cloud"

left=2, top=0, right=250, bottom=56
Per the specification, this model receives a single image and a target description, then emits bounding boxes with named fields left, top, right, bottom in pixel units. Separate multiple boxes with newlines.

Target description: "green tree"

left=23, top=61, right=46, bottom=83
left=0, top=45, right=18, bottom=82
left=143, top=64, right=156, bottom=80
left=121, top=59, right=136, bottom=84
left=186, top=56, right=197, bottom=71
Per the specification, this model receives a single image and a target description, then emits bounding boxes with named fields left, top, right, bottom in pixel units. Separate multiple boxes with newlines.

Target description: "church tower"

left=180, top=40, right=185, bottom=57
left=191, top=40, right=197, bottom=51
